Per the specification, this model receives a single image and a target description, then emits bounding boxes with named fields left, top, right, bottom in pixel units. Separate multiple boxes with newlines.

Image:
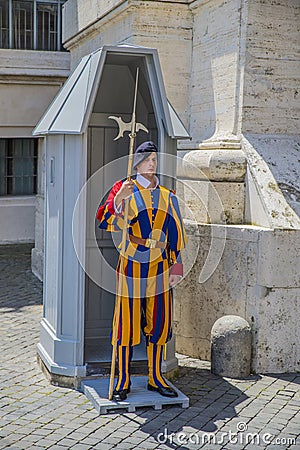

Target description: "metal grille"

left=13, top=1, right=33, bottom=50
left=0, top=1, right=9, bottom=48
left=37, top=2, right=57, bottom=51
left=0, top=139, right=38, bottom=196
left=0, top=0, right=65, bottom=51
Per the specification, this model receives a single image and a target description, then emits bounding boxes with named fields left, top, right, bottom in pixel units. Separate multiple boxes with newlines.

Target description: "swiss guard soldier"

left=96, top=141, right=187, bottom=402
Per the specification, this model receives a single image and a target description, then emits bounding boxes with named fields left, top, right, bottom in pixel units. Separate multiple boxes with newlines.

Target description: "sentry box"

left=33, top=44, right=190, bottom=387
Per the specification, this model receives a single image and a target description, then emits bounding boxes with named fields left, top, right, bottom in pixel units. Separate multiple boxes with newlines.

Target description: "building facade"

left=0, top=0, right=70, bottom=257
left=60, top=0, right=300, bottom=374
left=2, top=0, right=299, bottom=373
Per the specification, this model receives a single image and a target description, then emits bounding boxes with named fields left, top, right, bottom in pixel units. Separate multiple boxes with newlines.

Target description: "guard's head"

left=133, top=141, right=158, bottom=171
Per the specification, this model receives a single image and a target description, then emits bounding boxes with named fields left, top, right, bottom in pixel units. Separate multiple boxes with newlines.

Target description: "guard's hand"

left=115, top=179, right=134, bottom=207
left=169, top=274, right=182, bottom=287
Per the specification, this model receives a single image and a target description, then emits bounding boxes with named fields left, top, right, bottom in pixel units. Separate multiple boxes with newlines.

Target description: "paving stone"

left=57, top=438, right=79, bottom=447
left=93, top=444, right=115, bottom=450
left=48, top=446, right=70, bottom=450
left=135, top=441, right=159, bottom=449
left=32, top=447, right=50, bottom=450
left=1, top=245, right=300, bottom=450
left=282, top=426, right=300, bottom=436
left=4, top=447, right=24, bottom=450
left=112, top=444, right=138, bottom=450
left=69, top=444, right=93, bottom=450
left=79, top=436, right=102, bottom=446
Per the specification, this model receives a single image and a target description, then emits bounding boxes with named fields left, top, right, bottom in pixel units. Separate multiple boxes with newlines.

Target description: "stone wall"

left=243, top=0, right=300, bottom=135
left=62, top=0, right=247, bottom=146
left=62, top=0, right=300, bottom=147
left=243, top=136, right=300, bottom=227
left=63, top=0, right=192, bottom=128
left=51, top=0, right=300, bottom=373
left=177, top=149, right=247, bottom=224
left=174, top=222, right=300, bottom=373
left=188, top=0, right=246, bottom=146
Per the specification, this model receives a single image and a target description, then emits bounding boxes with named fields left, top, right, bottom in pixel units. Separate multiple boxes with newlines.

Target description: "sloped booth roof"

left=33, top=44, right=190, bottom=139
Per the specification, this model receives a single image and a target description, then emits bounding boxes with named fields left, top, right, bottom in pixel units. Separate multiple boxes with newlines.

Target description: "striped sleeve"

left=167, top=193, right=187, bottom=276
left=96, top=180, right=125, bottom=232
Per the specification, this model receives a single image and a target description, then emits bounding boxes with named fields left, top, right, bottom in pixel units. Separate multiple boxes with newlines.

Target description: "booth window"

left=0, top=0, right=66, bottom=51
left=0, top=139, right=38, bottom=196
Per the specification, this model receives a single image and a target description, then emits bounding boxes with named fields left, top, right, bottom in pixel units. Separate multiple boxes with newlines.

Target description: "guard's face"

left=136, top=152, right=158, bottom=176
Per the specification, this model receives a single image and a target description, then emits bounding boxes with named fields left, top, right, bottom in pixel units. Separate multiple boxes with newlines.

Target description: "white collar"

left=136, top=173, right=159, bottom=189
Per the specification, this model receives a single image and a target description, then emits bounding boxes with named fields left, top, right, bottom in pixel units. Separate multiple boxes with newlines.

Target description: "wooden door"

left=84, top=121, right=148, bottom=372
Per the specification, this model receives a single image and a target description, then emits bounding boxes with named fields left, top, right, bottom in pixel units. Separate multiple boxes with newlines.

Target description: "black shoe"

left=112, top=387, right=130, bottom=402
left=147, top=383, right=178, bottom=398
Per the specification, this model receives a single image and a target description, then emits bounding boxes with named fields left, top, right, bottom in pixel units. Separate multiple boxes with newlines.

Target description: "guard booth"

left=33, top=44, right=190, bottom=386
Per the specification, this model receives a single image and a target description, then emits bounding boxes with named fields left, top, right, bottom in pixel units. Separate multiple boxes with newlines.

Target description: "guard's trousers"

left=115, top=342, right=169, bottom=390
left=114, top=259, right=173, bottom=347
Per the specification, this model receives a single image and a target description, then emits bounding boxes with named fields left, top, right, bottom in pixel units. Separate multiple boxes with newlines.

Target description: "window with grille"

left=0, top=0, right=65, bottom=51
left=0, top=139, right=38, bottom=195
left=0, top=0, right=8, bottom=48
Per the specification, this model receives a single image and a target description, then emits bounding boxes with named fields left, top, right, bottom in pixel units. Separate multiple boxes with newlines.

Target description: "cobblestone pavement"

left=0, top=245, right=299, bottom=450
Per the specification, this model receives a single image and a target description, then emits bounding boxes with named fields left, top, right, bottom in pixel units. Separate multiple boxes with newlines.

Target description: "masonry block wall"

left=189, top=0, right=245, bottom=145
left=243, top=0, right=299, bottom=135
left=46, top=0, right=300, bottom=372
left=63, top=0, right=192, bottom=129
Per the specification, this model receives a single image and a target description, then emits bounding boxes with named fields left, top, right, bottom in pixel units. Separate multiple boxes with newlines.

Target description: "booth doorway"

left=84, top=59, right=158, bottom=374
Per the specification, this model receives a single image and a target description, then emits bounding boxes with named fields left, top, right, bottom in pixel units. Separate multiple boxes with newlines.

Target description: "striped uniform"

left=97, top=177, right=187, bottom=389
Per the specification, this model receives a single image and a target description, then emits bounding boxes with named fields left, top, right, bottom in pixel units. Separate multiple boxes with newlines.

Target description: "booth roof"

left=32, top=44, right=190, bottom=140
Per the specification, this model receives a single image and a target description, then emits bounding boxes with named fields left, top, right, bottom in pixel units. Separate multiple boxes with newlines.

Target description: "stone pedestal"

left=177, top=139, right=247, bottom=225
left=211, top=315, right=251, bottom=378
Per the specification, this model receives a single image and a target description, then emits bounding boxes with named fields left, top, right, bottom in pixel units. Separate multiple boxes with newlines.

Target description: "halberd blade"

left=108, top=116, right=132, bottom=140
left=136, top=123, right=149, bottom=134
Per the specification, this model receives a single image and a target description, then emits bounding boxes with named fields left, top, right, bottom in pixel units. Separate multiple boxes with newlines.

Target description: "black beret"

left=133, top=141, right=158, bottom=169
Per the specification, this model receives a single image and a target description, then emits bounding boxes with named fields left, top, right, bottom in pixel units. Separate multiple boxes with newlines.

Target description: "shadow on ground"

left=266, top=373, right=300, bottom=385
left=127, top=365, right=262, bottom=449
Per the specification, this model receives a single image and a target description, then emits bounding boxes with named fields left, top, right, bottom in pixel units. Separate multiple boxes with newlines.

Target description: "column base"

left=199, top=135, right=242, bottom=150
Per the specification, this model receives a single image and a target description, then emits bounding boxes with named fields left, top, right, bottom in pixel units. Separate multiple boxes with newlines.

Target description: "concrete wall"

left=174, top=222, right=300, bottom=373
left=243, top=136, right=300, bottom=228
left=0, top=49, right=70, bottom=247
left=177, top=148, right=247, bottom=224
left=188, top=0, right=246, bottom=146
left=0, top=196, right=36, bottom=243
left=62, top=0, right=300, bottom=145
left=242, top=0, right=300, bottom=135
left=0, top=50, right=70, bottom=138
left=62, top=0, right=245, bottom=146
left=51, top=0, right=300, bottom=373
left=175, top=132, right=300, bottom=373
left=63, top=0, right=192, bottom=128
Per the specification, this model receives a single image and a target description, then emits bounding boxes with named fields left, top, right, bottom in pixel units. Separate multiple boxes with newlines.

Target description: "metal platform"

left=81, top=376, right=189, bottom=414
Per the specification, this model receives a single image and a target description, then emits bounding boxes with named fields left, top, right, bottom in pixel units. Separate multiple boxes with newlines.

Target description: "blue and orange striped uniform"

left=97, top=177, right=187, bottom=390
